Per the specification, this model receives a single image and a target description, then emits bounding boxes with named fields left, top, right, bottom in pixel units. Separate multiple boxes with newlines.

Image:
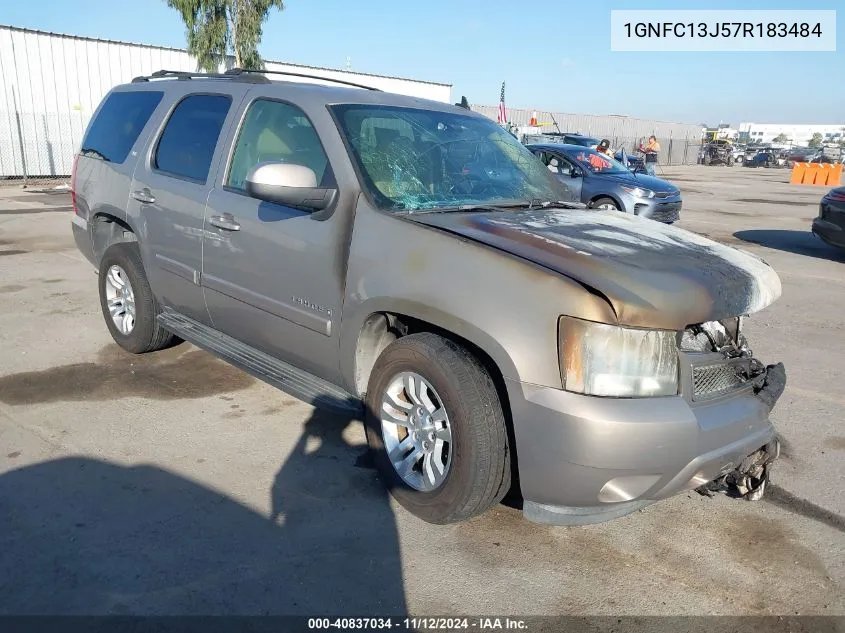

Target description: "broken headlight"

left=559, top=317, right=679, bottom=397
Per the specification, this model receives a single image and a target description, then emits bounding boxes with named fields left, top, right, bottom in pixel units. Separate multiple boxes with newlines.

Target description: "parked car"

left=744, top=149, right=789, bottom=168
left=812, top=187, right=845, bottom=249
left=787, top=147, right=815, bottom=164
left=614, top=147, right=646, bottom=172
left=699, top=139, right=734, bottom=166
left=527, top=143, right=682, bottom=223
left=523, top=132, right=601, bottom=149
left=71, top=70, right=786, bottom=527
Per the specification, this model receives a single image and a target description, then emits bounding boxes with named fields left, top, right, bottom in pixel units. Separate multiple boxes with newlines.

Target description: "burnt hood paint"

left=411, top=209, right=782, bottom=330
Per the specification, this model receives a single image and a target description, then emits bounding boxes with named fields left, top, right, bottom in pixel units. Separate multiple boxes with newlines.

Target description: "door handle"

left=209, top=214, right=241, bottom=231
left=131, top=188, right=155, bottom=204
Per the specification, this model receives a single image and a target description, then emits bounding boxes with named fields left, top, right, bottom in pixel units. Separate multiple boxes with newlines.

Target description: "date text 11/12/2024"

left=308, top=617, right=529, bottom=630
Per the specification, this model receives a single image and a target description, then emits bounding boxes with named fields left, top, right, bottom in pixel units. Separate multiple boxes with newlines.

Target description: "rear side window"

left=154, top=94, right=232, bottom=183
left=81, top=91, right=163, bottom=164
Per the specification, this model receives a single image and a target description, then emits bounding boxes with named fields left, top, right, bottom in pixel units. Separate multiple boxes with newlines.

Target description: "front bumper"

left=620, top=194, right=682, bottom=223
left=507, top=362, right=785, bottom=525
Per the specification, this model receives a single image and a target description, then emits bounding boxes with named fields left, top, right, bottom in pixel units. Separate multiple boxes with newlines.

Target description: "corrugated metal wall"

left=473, top=105, right=702, bottom=141
left=472, top=104, right=704, bottom=165
left=0, top=25, right=451, bottom=178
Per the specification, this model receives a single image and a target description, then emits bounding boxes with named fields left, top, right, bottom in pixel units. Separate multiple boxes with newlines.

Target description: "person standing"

left=642, top=135, right=660, bottom=175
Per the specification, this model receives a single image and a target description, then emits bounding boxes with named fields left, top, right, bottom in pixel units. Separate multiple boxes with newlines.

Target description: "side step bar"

left=157, top=309, right=363, bottom=417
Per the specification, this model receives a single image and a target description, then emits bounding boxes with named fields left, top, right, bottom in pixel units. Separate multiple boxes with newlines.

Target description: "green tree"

left=165, top=0, right=285, bottom=72
left=807, top=133, right=823, bottom=148
left=772, top=133, right=789, bottom=144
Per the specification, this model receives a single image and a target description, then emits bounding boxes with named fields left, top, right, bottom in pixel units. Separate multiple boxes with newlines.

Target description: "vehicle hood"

left=599, top=171, right=679, bottom=193
left=411, top=208, right=782, bottom=330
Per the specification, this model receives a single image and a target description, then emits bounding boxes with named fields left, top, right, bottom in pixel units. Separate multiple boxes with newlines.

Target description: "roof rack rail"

left=131, top=69, right=269, bottom=84
left=224, top=67, right=382, bottom=91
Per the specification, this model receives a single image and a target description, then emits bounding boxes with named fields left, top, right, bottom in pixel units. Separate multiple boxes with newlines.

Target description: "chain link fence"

left=1, top=110, right=85, bottom=187
left=603, top=135, right=701, bottom=167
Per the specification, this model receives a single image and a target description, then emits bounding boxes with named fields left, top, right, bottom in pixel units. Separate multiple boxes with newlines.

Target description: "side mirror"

left=245, top=162, right=337, bottom=211
left=570, top=168, right=581, bottom=178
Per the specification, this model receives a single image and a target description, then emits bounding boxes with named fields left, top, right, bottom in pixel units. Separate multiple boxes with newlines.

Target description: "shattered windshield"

left=331, top=104, right=571, bottom=212
left=565, top=148, right=630, bottom=175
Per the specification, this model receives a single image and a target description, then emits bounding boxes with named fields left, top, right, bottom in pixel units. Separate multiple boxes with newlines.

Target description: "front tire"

left=591, top=196, right=619, bottom=211
left=98, top=242, right=178, bottom=354
left=364, top=333, right=511, bottom=524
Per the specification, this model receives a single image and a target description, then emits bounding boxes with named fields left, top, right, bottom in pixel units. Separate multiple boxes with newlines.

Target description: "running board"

left=157, top=309, right=363, bottom=417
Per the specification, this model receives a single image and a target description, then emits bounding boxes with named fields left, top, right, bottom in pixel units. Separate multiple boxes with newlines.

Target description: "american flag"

left=497, top=81, right=507, bottom=124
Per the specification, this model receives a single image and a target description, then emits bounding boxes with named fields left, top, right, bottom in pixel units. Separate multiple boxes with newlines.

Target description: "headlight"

left=621, top=186, right=655, bottom=199
left=559, top=317, right=679, bottom=397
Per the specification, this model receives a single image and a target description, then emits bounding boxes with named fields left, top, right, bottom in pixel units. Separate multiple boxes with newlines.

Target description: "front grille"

left=651, top=203, right=680, bottom=223
left=654, top=191, right=675, bottom=199
left=692, top=362, right=748, bottom=400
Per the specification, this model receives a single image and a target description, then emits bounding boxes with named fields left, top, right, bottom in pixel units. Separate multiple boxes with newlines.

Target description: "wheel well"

left=589, top=194, right=619, bottom=207
left=92, top=213, right=137, bottom=264
left=354, top=312, right=521, bottom=498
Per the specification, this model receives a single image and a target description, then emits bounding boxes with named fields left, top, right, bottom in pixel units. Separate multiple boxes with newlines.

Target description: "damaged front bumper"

left=696, top=361, right=786, bottom=502
left=509, top=354, right=788, bottom=526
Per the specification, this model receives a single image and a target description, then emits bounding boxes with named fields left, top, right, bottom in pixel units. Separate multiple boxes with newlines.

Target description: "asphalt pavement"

left=0, top=166, right=842, bottom=617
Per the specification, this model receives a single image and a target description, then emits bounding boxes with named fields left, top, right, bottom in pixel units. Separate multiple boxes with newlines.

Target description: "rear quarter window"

left=81, top=91, right=163, bottom=164
left=154, top=94, right=232, bottom=183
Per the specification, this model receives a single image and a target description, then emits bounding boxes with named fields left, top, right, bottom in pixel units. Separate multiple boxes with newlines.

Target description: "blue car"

left=527, top=143, right=682, bottom=223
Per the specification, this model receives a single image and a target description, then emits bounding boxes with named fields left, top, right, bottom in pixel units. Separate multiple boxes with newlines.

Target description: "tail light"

left=70, top=153, right=79, bottom=216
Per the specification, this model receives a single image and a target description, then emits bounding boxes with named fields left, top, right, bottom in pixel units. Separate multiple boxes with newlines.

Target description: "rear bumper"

left=71, top=215, right=98, bottom=268
left=812, top=217, right=845, bottom=249
left=506, top=365, right=783, bottom=524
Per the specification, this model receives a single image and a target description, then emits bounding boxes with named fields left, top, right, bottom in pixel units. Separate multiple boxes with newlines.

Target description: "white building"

left=0, top=24, right=452, bottom=177
left=738, top=122, right=845, bottom=147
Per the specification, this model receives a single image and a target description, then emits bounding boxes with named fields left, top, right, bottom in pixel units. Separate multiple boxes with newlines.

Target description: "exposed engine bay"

left=681, top=318, right=787, bottom=502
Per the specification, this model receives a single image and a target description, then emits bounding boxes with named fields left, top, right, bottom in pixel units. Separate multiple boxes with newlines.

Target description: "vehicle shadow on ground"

left=0, top=396, right=406, bottom=615
left=734, top=229, right=845, bottom=262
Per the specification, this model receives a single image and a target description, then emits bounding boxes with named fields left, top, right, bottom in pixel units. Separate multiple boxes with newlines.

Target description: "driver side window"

left=545, top=153, right=576, bottom=177
left=227, top=99, right=329, bottom=191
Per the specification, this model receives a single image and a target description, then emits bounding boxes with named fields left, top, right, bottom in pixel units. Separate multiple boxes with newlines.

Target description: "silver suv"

left=71, top=69, right=786, bottom=525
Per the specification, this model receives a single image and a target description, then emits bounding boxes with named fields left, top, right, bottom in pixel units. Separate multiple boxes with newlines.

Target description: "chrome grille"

left=692, top=362, right=748, bottom=400
left=654, top=191, right=675, bottom=199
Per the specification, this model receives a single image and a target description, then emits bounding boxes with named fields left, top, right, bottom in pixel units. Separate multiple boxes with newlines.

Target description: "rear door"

left=126, top=86, right=248, bottom=324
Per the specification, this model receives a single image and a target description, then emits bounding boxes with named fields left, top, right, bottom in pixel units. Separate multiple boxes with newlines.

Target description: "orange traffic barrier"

left=790, top=162, right=807, bottom=184
left=791, top=161, right=844, bottom=186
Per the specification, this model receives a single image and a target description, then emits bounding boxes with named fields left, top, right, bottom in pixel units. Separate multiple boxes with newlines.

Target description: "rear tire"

left=364, top=333, right=511, bottom=524
left=98, top=242, right=178, bottom=354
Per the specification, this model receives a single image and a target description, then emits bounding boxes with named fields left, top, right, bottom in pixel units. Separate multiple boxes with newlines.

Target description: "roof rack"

left=131, top=69, right=269, bottom=84
left=131, top=68, right=381, bottom=91
left=224, top=68, right=382, bottom=91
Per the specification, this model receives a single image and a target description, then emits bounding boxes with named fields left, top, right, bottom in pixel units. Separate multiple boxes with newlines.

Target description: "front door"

left=129, top=90, right=243, bottom=324
left=544, top=152, right=583, bottom=202
left=201, top=96, right=347, bottom=384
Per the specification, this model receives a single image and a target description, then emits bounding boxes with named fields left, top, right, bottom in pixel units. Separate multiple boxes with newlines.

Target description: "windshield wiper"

left=410, top=199, right=581, bottom=214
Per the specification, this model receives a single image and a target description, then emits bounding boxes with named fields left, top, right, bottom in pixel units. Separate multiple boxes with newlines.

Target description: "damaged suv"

left=71, top=69, right=786, bottom=525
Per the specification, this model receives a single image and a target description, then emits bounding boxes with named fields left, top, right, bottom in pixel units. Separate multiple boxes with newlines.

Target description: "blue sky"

left=1, top=0, right=842, bottom=124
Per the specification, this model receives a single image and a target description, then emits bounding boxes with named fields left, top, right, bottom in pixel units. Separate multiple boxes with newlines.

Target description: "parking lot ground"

left=0, top=167, right=843, bottom=617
